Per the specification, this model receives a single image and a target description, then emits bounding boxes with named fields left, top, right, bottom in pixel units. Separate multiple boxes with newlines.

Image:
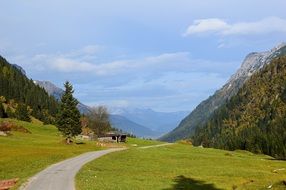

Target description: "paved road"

left=20, top=148, right=126, bottom=190
left=139, top=143, right=173, bottom=149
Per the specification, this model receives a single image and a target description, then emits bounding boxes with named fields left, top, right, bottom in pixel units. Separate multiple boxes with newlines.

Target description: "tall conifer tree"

left=56, top=81, right=81, bottom=143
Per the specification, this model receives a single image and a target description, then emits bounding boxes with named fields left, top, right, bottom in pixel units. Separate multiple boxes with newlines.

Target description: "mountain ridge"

left=109, top=107, right=188, bottom=135
left=34, top=80, right=92, bottom=114
left=109, top=114, right=160, bottom=138
left=193, top=56, right=286, bottom=159
left=0, top=55, right=58, bottom=123
left=34, top=80, right=160, bottom=137
left=161, top=43, right=286, bottom=142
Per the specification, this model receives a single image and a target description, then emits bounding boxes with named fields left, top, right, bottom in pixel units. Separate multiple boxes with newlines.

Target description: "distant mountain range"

left=109, top=114, right=160, bottom=138
left=34, top=81, right=186, bottom=138
left=161, top=43, right=286, bottom=142
left=110, top=107, right=188, bottom=135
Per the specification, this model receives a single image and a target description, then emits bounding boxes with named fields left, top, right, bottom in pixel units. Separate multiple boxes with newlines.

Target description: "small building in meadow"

left=98, top=131, right=127, bottom=143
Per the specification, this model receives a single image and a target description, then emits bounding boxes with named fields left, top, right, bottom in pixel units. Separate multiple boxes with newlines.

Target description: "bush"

left=0, top=121, right=31, bottom=134
left=0, top=121, right=12, bottom=132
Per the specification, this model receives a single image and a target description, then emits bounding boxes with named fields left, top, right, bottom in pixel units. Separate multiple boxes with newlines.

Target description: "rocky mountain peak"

left=223, top=43, right=286, bottom=95
left=34, top=80, right=64, bottom=100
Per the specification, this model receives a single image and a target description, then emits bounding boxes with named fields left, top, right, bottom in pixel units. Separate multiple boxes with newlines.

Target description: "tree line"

left=0, top=56, right=58, bottom=123
left=0, top=56, right=114, bottom=144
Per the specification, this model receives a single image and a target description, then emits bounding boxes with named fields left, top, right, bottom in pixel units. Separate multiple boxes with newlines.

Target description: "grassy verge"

left=0, top=118, right=102, bottom=188
left=76, top=144, right=286, bottom=190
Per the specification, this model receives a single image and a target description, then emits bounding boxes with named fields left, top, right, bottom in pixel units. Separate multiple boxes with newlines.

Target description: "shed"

left=98, top=131, right=127, bottom=143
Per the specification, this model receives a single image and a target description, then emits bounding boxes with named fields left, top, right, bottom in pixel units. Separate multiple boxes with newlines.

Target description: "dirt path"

left=20, top=148, right=126, bottom=190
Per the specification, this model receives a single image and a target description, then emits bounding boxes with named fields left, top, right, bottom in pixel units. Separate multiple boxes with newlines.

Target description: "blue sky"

left=1, top=0, right=286, bottom=112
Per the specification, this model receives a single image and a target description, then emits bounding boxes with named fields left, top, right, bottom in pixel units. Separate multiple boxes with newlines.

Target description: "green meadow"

left=1, top=118, right=286, bottom=190
left=0, top=118, right=101, bottom=188
left=76, top=143, right=286, bottom=190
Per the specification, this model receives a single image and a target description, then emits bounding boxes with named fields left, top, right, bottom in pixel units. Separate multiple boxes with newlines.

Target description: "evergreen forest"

left=193, top=56, right=286, bottom=159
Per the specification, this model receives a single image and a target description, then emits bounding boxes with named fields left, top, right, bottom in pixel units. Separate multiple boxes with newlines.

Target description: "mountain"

left=193, top=56, right=286, bottom=159
left=11, top=64, right=26, bottom=75
left=0, top=56, right=58, bottom=123
left=161, top=43, right=286, bottom=142
left=34, top=80, right=92, bottom=114
left=109, top=114, right=160, bottom=138
left=34, top=81, right=63, bottom=100
left=34, top=81, right=159, bottom=137
left=110, top=107, right=188, bottom=135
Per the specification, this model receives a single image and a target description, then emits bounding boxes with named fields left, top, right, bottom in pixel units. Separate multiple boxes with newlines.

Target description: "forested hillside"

left=162, top=44, right=286, bottom=142
left=193, top=57, right=286, bottom=159
left=0, top=56, right=58, bottom=123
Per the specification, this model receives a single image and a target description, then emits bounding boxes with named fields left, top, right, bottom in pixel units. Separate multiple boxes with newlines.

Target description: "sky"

left=1, top=0, right=286, bottom=112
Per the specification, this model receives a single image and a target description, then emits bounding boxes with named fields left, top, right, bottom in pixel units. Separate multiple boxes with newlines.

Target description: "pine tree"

left=16, top=103, right=31, bottom=122
left=56, top=81, right=81, bottom=144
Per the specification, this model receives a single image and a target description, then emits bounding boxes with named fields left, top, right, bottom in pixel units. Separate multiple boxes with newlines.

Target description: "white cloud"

left=26, top=51, right=193, bottom=76
left=17, top=47, right=237, bottom=78
left=28, top=51, right=236, bottom=78
left=52, top=58, right=95, bottom=72
left=183, top=18, right=229, bottom=36
left=184, top=17, right=286, bottom=36
left=11, top=46, right=238, bottom=112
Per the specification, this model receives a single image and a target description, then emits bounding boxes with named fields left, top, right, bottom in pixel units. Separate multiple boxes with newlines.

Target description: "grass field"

left=125, top=137, right=163, bottom=147
left=0, top=118, right=102, bottom=188
left=1, top=118, right=285, bottom=190
left=76, top=144, right=286, bottom=190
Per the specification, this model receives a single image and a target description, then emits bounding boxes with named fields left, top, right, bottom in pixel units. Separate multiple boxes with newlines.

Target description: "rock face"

left=161, top=43, right=286, bottom=142
left=34, top=80, right=92, bottom=114
left=34, top=81, right=64, bottom=100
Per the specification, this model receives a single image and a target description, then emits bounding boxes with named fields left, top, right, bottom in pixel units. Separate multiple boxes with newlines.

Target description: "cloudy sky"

left=1, top=0, right=286, bottom=112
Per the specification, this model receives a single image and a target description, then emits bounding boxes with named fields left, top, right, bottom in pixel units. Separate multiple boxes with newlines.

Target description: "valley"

left=1, top=1, right=286, bottom=190
left=1, top=118, right=285, bottom=190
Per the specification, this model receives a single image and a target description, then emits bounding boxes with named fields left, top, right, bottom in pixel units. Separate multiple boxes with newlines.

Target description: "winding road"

left=20, top=143, right=173, bottom=190
left=20, top=148, right=126, bottom=190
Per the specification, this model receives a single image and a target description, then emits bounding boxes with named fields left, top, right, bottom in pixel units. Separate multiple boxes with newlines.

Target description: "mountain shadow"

left=163, top=175, right=224, bottom=190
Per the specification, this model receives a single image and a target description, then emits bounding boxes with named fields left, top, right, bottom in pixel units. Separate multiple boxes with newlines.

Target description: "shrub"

left=0, top=121, right=31, bottom=134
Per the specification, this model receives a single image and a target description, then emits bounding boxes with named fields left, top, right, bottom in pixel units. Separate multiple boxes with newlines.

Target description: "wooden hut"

left=98, top=131, right=127, bottom=143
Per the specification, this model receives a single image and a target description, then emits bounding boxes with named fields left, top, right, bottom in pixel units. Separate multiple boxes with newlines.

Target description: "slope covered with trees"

left=193, top=57, right=286, bottom=159
left=162, top=44, right=286, bottom=142
left=0, top=56, right=58, bottom=123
